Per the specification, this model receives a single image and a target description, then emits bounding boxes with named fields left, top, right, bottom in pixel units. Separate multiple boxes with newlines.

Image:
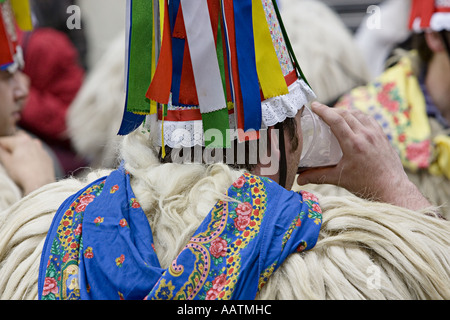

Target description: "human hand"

left=297, top=102, right=431, bottom=211
left=0, top=131, right=56, bottom=195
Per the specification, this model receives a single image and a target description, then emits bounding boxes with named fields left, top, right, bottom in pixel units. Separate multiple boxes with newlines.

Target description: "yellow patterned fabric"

left=336, top=53, right=450, bottom=179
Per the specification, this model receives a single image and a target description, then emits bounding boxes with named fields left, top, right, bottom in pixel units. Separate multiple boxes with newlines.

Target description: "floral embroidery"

left=406, top=140, right=431, bottom=169
left=235, top=202, right=252, bottom=216
left=94, top=216, right=104, bottom=226
left=119, top=218, right=128, bottom=228
left=41, top=180, right=104, bottom=300
left=115, top=254, right=125, bottom=268
left=232, top=176, right=246, bottom=189
left=110, top=185, right=119, bottom=194
left=300, top=191, right=318, bottom=202
left=130, top=198, right=141, bottom=208
left=43, top=277, right=59, bottom=297
left=75, top=194, right=95, bottom=213
left=296, top=240, right=307, bottom=253
left=153, top=279, right=175, bottom=300
left=40, top=169, right=322, bottom=301
left=262, top=0, right=293, bottom=76
left=377, top=82, right=400, bottom=112
left=209, top=237, right=228, bottom=259
left=205, top=273, right=227, bottom=300
left=84, top=247, right=94, bottom=259
left=74, top=224, right=82, bottom=236
left=234, top=214, right=251, bottom=231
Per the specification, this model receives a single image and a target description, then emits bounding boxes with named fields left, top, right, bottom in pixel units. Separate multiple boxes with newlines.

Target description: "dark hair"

left=158, top=116, right=299, bottom=172
left=412, top=33, right=433, bottom=63
left=412, top=31, right=450, bottom=63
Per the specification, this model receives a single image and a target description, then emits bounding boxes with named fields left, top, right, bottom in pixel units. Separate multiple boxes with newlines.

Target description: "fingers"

left=311, top=102, right=384, bottom=144
left=310, top=102, right=354, bottom=144
left=0, top=131, right=35, bottom=152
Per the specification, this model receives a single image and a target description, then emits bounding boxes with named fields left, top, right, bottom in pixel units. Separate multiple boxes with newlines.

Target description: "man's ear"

left=425, top=31, right=446, bottom=53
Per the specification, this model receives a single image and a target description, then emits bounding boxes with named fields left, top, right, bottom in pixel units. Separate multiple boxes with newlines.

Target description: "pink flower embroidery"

left=301, top=191, right=318, bottom=202
left=110, top=185, right=119, bottom=194
left=75, top=194, right=95, bottom=213
left=236, top=202, right=252, bottom=216
left=74, top=224, right=82, bottom=236
left=312, top=203, right=322, bottom=214
left=210, top=237, right=228, bottom=259
left=406, top=140, right=431, bottom=169
left=232, top=176, right=246, bottom=189
left=130, top=198, right=141, bottom=208
left=84, top=247, right=94, bottom=259
left=212, top=273, right=227, bottom=291
left=206, top=288, right=219, bottom=300
left=377, top=82, right=400, bottom=112
left=43, top=277, right=58, bottom=296
left=234, top=214, right=251, bottom=231
left=94, top=216, right=104, bottom=226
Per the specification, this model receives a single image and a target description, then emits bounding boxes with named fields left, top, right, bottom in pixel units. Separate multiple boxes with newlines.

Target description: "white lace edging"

left=262, top=79, right=316, bottom=127
left=153, top=79, right=316, bottom=148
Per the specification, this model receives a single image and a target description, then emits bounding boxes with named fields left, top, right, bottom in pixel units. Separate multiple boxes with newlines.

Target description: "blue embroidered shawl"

left=38, top=166, right=322, bottom=300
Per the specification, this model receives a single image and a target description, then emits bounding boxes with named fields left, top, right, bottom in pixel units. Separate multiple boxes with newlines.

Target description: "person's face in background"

left=0, top=70, right=29, bottom=136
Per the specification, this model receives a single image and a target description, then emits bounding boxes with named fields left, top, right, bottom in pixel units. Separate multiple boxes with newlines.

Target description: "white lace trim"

left=153, top=79, right=316, bottom=148
left=261, top=79, right=316, bottom=127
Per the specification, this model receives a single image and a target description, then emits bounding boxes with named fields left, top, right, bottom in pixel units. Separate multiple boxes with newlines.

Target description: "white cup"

left=299, top=105, right=343, bottom=169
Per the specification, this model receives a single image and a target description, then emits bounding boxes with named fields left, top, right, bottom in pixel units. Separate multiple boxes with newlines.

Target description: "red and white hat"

left=0, top=0, right=32, bottom=72
left=409, top=0, right=450, bottom=32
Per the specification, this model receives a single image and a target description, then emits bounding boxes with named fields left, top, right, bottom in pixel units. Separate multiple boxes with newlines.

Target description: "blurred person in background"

left=0, top=0, right=56, bottom=210
left=355, top=0, right=412, bottom=79
left=335, top=0, right=450, bottom=218
left=16, top=0, right=87, bottom=177
left=280, top=0, right=371, bottom=105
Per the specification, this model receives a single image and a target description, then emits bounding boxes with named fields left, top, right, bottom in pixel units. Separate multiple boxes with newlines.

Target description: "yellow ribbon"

left=252, top=0, right=288, bottom=99
left=10, top=0, right=33, bottom=31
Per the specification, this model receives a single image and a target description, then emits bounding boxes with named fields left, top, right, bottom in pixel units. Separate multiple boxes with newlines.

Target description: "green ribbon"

left=126, top=0, right=154, bottom=115
left=271, top=0, right=311, bottom=89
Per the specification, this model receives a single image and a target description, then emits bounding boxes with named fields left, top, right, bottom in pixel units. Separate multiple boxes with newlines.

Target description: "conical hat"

left=409, top=0, right=450, bottom=32
left=0, top=0, right=32, bottom=72
left=119, top=0, right=316, bottom=150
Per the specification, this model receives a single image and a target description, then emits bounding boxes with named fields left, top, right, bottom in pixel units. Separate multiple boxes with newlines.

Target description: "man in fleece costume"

left=0, top=0, right=449, bottom=300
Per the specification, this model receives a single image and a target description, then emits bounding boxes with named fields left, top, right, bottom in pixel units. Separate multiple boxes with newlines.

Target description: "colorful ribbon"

left=253, top=0, right=288, bottom=100
left=119, top=0, right=309, bottom=147
left=9, top=0, right=32, bottom=30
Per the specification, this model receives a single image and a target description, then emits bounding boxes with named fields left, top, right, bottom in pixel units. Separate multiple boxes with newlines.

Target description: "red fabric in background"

left=19, top=28, right=84, bottom=142
left=18, top=28, right=86, bottom=176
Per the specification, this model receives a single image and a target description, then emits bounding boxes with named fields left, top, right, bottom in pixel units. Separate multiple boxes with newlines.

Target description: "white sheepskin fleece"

left=0, top=129, right=449, bottom=300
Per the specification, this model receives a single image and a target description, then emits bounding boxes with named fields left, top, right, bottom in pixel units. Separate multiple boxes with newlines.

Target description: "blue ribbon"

left=233, top=0, right=261, bottom=132
left=233, top=0, right=262, bottom=131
